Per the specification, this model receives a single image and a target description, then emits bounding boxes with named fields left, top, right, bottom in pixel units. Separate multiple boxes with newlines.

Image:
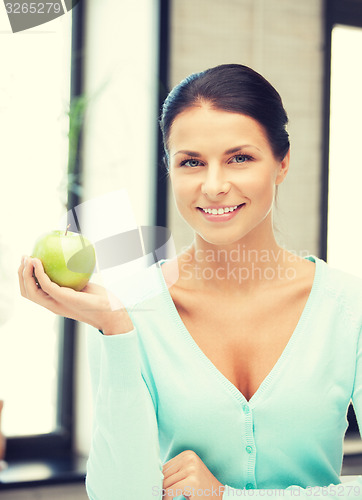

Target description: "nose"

left=201, top=165, right=231, bottom=198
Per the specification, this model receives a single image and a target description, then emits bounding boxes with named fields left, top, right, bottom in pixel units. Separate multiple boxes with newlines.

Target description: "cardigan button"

left=246, top=445, right=253, bottom=454
left=245, top=483, right=254, bottom=489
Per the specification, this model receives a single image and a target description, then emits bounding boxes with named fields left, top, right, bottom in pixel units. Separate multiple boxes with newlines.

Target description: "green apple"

left=32, top=226, right=96, bottom=291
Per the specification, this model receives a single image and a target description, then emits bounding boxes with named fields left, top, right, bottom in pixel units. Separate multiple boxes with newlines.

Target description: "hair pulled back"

left=159, top=64, right=290, bottom=166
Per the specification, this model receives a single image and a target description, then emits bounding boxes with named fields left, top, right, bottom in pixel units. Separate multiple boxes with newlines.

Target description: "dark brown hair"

left=159, top=64, right=290, bottom=170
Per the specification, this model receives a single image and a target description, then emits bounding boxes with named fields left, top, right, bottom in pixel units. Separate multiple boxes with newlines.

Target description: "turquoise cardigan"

left=85, top=256, right=362, bottom=499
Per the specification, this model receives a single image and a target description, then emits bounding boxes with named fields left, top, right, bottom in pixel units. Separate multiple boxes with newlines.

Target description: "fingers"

left=18, top=256, right=42, bottom=299
left=163, top=469, right=187, bottom=490
left=22, top=257, right=48, bottom=301
left=31, top=259, right=88, bottom=315
left=17, top=255, right=132, bottom=331
left=27, top=259, right=110, bottom=317
left=18, top=257, right=63, bottom=314
left=162, top=459, right=179, bottom=476
left=32, top=258, right=62, bottom=297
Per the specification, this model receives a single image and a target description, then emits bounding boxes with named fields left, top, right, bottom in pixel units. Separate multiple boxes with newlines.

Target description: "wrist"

left=100, top=310, right=134, bottom=336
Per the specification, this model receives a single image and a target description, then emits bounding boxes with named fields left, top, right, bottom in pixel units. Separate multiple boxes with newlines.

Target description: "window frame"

left=321, top=0, right=362, bottom=260
left=322, top=0, right=362, bottom=440
left=5, top=2, right=86, bottom=462
left=155, top=0, right=171, bottom=228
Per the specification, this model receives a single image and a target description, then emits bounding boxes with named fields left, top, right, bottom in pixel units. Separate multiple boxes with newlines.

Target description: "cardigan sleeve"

left=351, top=325, right=362, bottom=438
left=85, top=326, right=164, bottom=500
left=223, top=324, right=362, bottom=499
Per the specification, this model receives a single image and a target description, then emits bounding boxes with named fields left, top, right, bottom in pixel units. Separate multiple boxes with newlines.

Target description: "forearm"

left=86, top=328, right=163, bottom=500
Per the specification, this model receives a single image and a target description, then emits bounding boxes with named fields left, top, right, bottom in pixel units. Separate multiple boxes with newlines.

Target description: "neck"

left=180, top=228, right=294, bottom=293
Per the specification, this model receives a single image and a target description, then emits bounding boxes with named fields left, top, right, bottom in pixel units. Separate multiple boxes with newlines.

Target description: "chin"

left=195, top=230, right=247, bottom=248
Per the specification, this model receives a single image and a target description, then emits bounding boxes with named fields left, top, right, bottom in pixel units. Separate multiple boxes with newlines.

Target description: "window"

left=323, top=0, right=362, bottom=450
left=327, top=24, right=362, bottom=278
left=0, top=8, right=73, bottom=458
left=0, top=0, right=166, bottom=473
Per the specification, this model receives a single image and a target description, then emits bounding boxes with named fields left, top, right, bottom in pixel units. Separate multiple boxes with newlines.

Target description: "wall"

left=166, top=0, right=324, bottom=257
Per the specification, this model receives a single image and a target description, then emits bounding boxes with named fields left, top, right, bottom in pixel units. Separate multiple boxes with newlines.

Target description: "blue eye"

left=231, top=154, right=252, bottom=164
left=180, top=158, right=201, bottom=167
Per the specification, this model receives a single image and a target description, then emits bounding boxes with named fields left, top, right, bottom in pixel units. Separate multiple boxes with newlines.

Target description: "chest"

left=169, top=284, right=311, bottom=402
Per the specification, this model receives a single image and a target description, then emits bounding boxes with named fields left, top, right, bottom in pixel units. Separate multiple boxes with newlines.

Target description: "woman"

left=18, top=64, right=362, bottom=499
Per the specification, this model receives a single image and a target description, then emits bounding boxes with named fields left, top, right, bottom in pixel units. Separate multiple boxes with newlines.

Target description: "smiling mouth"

left=197, top=203, right=245, bottom=215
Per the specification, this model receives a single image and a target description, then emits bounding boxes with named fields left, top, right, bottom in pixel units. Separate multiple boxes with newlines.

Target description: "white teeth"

left=202, top=205, right=239, bottom=215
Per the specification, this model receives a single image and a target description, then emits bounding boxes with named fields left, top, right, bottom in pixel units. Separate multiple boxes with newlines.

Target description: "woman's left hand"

left=162, top=450, right=225, bottom=499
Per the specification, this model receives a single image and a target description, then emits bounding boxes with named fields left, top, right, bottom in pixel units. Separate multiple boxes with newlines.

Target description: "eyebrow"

left=173, top=145, right=261, bottom=157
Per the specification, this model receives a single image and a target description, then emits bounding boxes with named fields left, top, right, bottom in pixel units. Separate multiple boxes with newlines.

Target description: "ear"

left=275, top=148, right=290, bottom=185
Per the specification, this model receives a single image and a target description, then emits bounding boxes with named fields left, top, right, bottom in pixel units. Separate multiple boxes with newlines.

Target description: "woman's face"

left=168, top=105, right=290, bottom=247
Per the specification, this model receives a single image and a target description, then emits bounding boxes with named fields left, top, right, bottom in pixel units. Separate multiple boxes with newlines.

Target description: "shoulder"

left=314, top=256, right=362, bottom=326
left=316, top=256, right=362, bottom=296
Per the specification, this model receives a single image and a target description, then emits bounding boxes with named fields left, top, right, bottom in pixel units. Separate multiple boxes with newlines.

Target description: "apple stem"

left=65, top=224, right=71, bottom=236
